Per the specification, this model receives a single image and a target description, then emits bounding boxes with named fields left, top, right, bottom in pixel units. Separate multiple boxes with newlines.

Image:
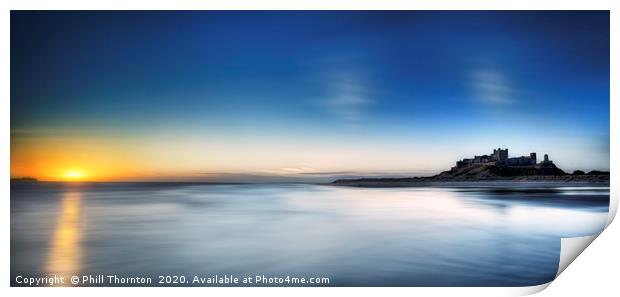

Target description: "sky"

left=10, top=11, right=610, bottom=182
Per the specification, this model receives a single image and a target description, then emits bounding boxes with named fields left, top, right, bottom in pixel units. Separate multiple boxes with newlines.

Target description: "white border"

left=2, top=1, right=618, bottom=296
left=0, top=0, right=615, bottom=10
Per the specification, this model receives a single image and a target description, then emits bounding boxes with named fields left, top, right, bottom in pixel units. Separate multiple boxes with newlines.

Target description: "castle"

left=452, top=148, right=553, bottom=170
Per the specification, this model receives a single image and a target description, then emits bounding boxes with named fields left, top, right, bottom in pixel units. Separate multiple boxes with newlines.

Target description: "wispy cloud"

left=279, top=164, right=319, bottom=174
left=470, top=70, right=515, bottom=105
left=10, top=128, right=72, bottom=142
left=319, top=71, right=374, bottom=126
left=11, top=128, right=59, bottom=135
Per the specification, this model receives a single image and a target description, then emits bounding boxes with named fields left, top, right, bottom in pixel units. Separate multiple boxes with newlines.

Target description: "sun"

left=63, top=170, right=86, bottom=181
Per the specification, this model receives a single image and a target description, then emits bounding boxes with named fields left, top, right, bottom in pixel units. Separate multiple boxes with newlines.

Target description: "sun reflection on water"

left=46, top=191, right=82, bottom=283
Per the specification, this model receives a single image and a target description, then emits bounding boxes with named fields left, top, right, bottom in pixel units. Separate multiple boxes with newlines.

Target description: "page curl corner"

left=555, top=234, right=599, bottom=279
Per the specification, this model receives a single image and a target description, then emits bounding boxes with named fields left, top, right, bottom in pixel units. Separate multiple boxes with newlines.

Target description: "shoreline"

left=331, top=175, right=610, bottom=188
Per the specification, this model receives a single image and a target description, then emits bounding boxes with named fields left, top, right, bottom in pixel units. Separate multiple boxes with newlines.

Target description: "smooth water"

left=11, top=182, right=609, bottom=286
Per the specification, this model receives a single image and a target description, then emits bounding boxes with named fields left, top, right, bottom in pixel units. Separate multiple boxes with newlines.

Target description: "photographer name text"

left=14, top=274, right=330, bottom=286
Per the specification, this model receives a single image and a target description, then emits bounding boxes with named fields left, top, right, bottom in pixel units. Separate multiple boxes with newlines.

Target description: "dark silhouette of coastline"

left=333, top=148, right=609, bottom=187
left=10, top=177, right=38, bottom=183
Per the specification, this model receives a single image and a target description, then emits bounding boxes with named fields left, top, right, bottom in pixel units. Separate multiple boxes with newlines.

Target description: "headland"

left=332, top=148, right=609, bottom=187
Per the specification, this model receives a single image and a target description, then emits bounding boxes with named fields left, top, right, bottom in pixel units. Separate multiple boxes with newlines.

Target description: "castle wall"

left=455, top=148, right=542, bottom=169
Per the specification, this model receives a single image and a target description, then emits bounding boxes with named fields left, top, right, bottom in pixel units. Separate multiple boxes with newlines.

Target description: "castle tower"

left=544, top=154, right=549, bottom=162
left=492, top=148, right=508, bottom=162
left=530, top=153, right=537, bottom=165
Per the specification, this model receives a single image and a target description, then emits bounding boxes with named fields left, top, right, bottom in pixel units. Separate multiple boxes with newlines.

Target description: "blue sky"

left=11, top=11, right=610, bottom=181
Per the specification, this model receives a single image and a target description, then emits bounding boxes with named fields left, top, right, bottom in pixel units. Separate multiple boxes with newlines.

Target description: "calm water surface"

left=11, top=182, right=609, bottom=286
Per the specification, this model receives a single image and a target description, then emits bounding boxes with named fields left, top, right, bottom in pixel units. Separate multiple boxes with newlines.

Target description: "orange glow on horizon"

left=10, top=133, right=143, bottom=181
left=10, top=129, right=453, bottom=181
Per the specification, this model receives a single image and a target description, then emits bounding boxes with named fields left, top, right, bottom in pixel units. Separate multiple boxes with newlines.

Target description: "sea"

left=10, top=182, right=609, bottom=286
